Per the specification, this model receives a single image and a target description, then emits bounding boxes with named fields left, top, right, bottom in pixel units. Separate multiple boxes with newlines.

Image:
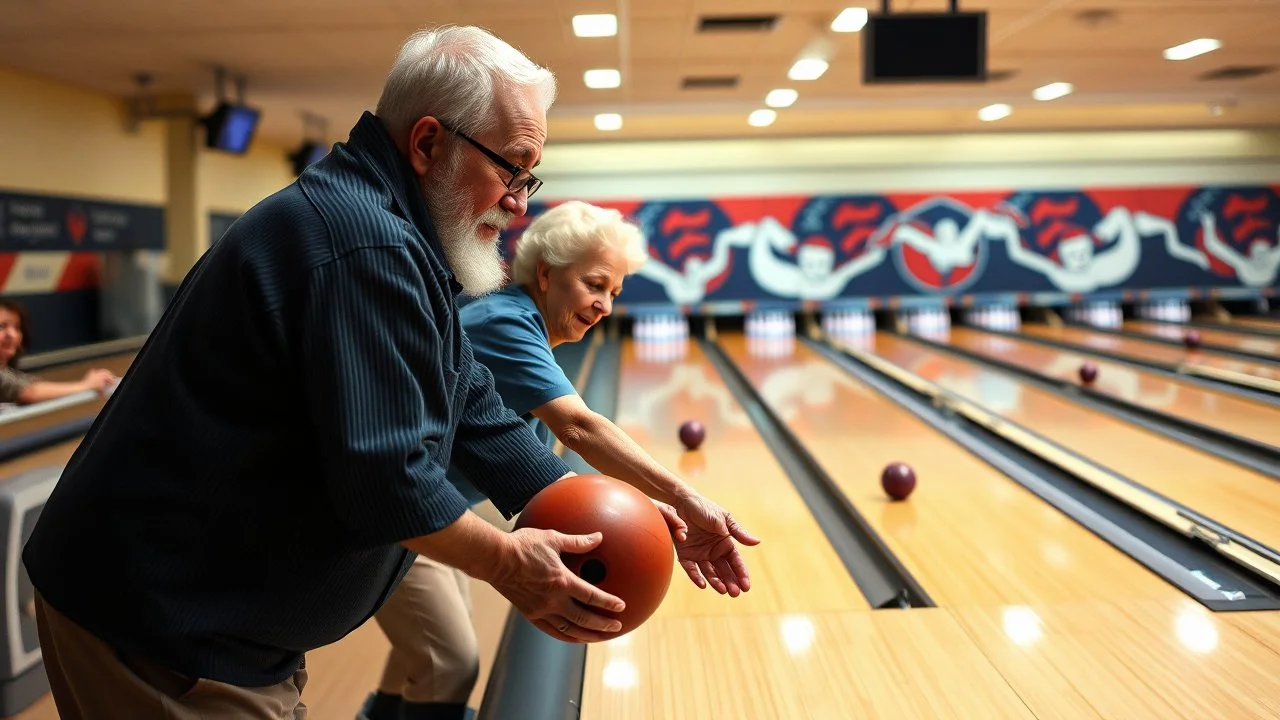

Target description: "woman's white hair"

left=376, top=25, right=558, bottom=139
left=512, top=201, right=649, bottom=285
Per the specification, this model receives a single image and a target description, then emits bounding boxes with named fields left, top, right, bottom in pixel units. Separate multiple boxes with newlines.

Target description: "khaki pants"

left=374, top=501, right=512, bottom=705
left=374, top=554, right=479, bottom=704
left=35, top=593, right=309, bottom=719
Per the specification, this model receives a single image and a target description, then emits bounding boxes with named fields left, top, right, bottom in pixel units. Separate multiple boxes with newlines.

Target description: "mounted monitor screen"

left=290, top=141, right=330, bottom=175
left=204, top=102, right=261, bottom=154
left=863, top=11, right=987, bottom=84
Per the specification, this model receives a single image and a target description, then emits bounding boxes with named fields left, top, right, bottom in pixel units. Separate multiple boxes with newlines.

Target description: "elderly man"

left=22, top=25, right=754, bottom=719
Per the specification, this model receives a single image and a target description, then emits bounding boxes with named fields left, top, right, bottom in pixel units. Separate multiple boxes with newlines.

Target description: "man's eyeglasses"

left=439, top=121, right=543, bottom=199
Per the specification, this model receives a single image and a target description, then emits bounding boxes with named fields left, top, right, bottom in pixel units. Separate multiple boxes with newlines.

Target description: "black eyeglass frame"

left=438, top=121, right=543, bottom=199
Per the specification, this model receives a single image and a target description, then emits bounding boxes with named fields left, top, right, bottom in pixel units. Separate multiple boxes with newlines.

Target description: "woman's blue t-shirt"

left=448, top=285, right=578, bottom=504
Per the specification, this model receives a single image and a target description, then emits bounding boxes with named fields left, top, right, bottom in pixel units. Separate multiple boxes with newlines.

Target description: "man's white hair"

left=512, top=201, right=648, bottom=285
left=376, top=25, right=558, bottom=139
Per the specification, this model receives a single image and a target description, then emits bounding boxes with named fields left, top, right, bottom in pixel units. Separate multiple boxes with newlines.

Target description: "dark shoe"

left=398, top=701, right=475, bottom=720
left=357, top=691, right=405, bottom=720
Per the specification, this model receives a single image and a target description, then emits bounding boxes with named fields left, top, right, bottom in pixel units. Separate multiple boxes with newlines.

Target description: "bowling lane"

left=612, top=338, right=869, bottom=616
left=943, top=329, right=1280, bottom=448
left=582, top=608, right=1037, bottom=720
left=950, top=599, right=1280, bottom=720
left=718, top=333, right=1181, bottom=607
left=1022, top=324, right=1280, bottom=382
left=872, top=334, right=1280, bottom=554
left=1223, top=316, right=1280, bottom=333
left=584, top=339, right=940, bottom=720
left=1122, top=321, right=1280, bottom=357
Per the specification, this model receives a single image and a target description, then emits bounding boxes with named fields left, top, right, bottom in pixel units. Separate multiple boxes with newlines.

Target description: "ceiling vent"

left=1199, top=65, right=1276, bottom=81
left=682, top=76, right=740, bottom=89
left=697, top=15, right=780, bottom=33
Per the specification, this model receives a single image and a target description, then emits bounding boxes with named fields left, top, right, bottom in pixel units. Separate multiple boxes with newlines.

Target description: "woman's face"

left=0, top=308, right=23, bottom=366
left=538, top=242, right=628, bottom=346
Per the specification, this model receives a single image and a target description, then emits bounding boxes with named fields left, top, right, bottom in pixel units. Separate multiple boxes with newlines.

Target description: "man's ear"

left=406, top=116, right=448, bottom=176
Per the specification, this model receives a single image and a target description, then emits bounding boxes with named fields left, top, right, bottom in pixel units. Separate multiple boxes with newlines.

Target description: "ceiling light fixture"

left=978, top=103, right=1012, bottom=122
left=573, top=14, right=618, bottom=38
left=765, top=88, right=798, bottom=107
left=594, top=113, right=623, bottom=131
left=1032, top=82, right=1073, bottom=101
left=831, top=8, right=869, bottom=33
left=584, top=69, right=621, bottom=89
left=1163, top=38, right=1221, bottom=61
left=748, top=109, right=777, bottom=127
left=788, top=58, right=829, bottom=81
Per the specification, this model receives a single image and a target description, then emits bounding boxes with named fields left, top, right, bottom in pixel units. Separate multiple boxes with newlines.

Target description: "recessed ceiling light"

left=1032, top=82, right=1073, bottom=101
left=831, top=8, right=869, bottom=33
left=978, top=103, right=1012, bottom=122
left=788, top=58, right=829, bottom=81
left=1164, top=38, right=1221, bottom=61
left=748, top=109, right=777, bottom=127
left=765, top=88, right=798, bottom=108
left=584, top=69, right=621, bottom=89
left=573, top=14, right=618, bottom=38
left=594, top=113, right=623, bottom=131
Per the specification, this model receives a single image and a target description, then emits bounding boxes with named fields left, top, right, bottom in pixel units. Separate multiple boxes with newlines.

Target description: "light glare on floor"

left=780, top=615, right=816, bottom=654
left=748, top=109, right=777, bottom=127
left=602, top=658, right=638, bottom=689
left=594, top=113, right=623, bottom=131
left=573, top=14, right=618, bottom=38
left=1163, top=38, right=1221, bottom=61
left=1002, top=606, right=1043, bottom=647
left=584, top=68, right=621, bottom=89
left=1175, top=607, right=1219, bottom=654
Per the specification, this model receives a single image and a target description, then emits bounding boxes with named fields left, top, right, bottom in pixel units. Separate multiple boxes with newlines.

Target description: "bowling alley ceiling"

left=2, top=0, right=1279, bottom=147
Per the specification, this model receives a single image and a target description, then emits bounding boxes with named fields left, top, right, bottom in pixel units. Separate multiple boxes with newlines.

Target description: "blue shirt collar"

left=344, top=111, right=463, bottom=296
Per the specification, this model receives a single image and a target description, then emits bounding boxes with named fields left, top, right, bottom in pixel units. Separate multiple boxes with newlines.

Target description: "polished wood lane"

left=611, top=338, right=869, bottom=617
left=1023, top=324, right=1280, bottom=382
left=1222, top=317, right=1280, bottom=333
left=582, top=338, right=886, bottom=720
left=1123, top=321, right=1280, bottom=357
left=952, top=600, right=1280, bottom=720
left=1227, top=610, right=1280, bottom=658
left=945, top=329, right=1279, bottom=447
left=873, top=334, right=1280, bottom=554
left=721, top=334, right=1183, bottom=607
left=582, top=610, right=1036, bottom=720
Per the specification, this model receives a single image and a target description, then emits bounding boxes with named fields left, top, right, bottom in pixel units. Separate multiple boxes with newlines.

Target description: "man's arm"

left=448, top=327, right=572, bottom=518
left=297, top=245, right=473, bottom=549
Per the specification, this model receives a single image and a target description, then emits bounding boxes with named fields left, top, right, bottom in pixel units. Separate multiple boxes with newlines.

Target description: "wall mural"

left=502, top=184, right=1280, bottom=308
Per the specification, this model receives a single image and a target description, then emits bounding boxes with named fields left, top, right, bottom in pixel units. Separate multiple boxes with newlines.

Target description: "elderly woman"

left=0, top=300, right=117, bottom=407
left=360, top=201, right=759, bottom=720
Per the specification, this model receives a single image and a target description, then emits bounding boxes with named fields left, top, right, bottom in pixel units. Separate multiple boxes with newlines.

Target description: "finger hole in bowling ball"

left=579, top=558, right=608, bottom=585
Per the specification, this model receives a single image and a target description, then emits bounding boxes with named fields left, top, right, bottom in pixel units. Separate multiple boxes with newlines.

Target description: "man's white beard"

left=423, top=157, right=512, bottom=297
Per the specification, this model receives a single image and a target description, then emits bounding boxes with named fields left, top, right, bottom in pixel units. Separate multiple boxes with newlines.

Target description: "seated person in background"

left=0, top=300, right=118, bottom=406
left=361, top=200, right=759, bottom=720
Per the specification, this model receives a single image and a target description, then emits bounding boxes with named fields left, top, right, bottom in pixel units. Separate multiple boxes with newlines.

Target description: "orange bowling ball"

left=514, top=474, right=674, bottom=639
